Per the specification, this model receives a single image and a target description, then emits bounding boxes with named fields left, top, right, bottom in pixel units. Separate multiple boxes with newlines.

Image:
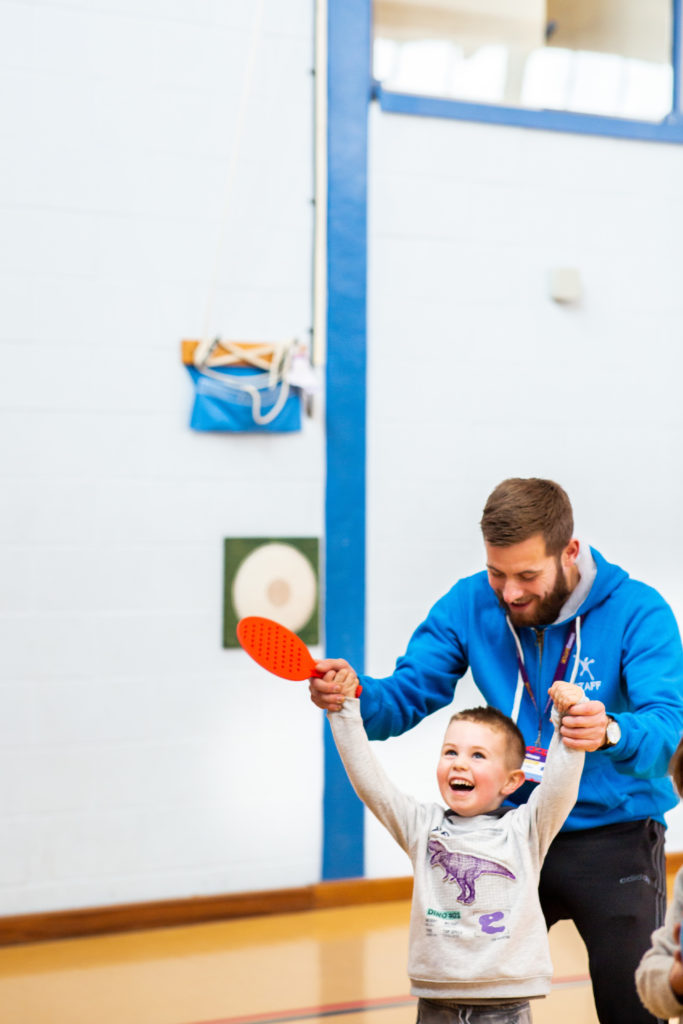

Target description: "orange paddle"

left=236, top=616, right=361, bottom=694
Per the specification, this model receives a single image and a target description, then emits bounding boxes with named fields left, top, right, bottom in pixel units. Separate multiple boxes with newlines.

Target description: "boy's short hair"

left=670, top=737, right=683, bottom=796
left=480, top=477, right=574, bottom=556
left=449, top=706, right=526, bottom=769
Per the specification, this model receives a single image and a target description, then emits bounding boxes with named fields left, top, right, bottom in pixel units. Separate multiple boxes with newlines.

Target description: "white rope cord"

left=190, top=0, right=296, bottom=426
left=568, top=615, right=582, bottom=686
left=197, top=341, right=294, bottom=425
left=506, top=616, right=526, bottom=725
left=241, top=341, right=293, bottom=425
left=195, top=0, right=266, bottom=369
left=200, top=341, right=276, bottom=372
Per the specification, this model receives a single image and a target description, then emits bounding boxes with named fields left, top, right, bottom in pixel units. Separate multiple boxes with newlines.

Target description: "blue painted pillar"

left=322, top=0, right=372, bottom=880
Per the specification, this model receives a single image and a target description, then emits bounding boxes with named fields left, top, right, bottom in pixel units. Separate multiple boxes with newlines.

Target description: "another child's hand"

left=670, top=925, right=683, bottom=998
left=549, top=681, right=585, bottom=716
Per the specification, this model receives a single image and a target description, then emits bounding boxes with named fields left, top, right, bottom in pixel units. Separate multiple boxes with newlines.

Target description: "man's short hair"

left=480, top=477, right=574, bottom=556
left=448, top=706, right=525, bottom=769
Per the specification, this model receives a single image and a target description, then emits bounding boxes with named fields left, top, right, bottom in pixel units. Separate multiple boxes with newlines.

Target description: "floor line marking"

left=183, top=995, right=414, bottom=1024
left=185, top=976, right=591, bottom=1024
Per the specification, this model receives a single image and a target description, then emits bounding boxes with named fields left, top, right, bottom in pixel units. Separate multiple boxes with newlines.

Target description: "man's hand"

left=558, top=699, right=609, bottom=751
left=309, top=658, right=357, bottom=712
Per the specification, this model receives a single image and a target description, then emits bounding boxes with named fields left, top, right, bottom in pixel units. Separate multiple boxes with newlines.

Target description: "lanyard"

left=507, top=616, right=582, bottom=743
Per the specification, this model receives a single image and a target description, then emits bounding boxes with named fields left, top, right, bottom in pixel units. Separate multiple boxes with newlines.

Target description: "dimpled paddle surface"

left=236, top=616, right=319, bottom=681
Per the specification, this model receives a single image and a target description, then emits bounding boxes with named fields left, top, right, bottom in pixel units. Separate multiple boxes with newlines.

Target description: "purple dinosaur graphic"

left=428, top=838, right=516, bottom=905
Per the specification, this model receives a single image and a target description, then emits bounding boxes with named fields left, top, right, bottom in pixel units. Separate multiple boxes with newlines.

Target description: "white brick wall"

left=0, top=0, right=323, bottom=914
left=3, top=0, right=683, bottom=915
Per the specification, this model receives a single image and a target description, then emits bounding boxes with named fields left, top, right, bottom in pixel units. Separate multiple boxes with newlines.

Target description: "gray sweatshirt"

left=329, top=699, right=584, bottom=1002
left=636, top=866, right=683, bottom=1021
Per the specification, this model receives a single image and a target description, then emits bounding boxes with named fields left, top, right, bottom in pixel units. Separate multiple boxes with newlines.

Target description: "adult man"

left=311, top=478, right=683, bottom=1024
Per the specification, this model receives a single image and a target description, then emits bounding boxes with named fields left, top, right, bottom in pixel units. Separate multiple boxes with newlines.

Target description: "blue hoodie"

left=360, top=548, right=683, bottom=830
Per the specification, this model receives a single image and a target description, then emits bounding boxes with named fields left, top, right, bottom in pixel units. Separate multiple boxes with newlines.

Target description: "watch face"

left=607, top=720, right=621, bottom=745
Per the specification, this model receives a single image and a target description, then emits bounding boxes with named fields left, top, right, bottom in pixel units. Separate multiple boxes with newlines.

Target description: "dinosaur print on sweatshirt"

left=427, top=838, right=516, bottom=905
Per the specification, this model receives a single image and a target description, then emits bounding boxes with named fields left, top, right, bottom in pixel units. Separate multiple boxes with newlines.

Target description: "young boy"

left=327, top=673, right=586, bottom=1024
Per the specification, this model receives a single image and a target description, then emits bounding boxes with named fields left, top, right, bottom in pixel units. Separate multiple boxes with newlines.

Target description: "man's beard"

left=498, top=558, right=571, bottom=628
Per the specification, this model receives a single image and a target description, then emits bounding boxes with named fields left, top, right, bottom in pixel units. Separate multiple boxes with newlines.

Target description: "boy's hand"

left=309, top=658, right=358, bottom=711
left=334, top=668, right=361, bottom=701
left=550, top=683, right=609, bottom=750
left=549, top=681, right=585, bottom=716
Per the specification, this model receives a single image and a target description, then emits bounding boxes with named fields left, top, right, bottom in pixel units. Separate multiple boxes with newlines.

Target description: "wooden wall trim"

left=2, top=855, right=681, bottom=948
left=667, top=851, right=683, bottom=876
left=0, top=876, right=413, bottom=947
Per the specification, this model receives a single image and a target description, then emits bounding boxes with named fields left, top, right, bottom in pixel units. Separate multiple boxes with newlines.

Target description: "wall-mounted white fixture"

left=549, top=267, right=582, bottom=304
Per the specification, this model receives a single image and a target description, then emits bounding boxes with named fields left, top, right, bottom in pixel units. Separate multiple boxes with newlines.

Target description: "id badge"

left=522, top=745, right=548, bottom=783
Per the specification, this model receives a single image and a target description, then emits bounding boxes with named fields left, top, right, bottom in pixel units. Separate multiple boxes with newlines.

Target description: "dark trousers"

left=539, top=818, right=667, bottom=1024
left=417, top=999, right=530, bottom=1023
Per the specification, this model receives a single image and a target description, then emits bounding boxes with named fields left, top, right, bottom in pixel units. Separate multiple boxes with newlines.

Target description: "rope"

left=195, top=0, right=266, bottom=368
left=195, top=340, right=295, bottom=425
left=190, top=0, right=297, bottom=427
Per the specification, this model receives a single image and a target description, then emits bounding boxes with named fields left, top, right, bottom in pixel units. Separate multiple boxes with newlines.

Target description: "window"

left=373, top=0, right=683, bottom=141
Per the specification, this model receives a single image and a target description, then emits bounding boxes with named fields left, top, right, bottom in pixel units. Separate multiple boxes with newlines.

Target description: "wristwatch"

left=601, top=716, right=621, bottom=749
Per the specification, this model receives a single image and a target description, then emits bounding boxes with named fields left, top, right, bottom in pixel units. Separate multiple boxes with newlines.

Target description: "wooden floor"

left=0, top=900, right=600, bottom=1024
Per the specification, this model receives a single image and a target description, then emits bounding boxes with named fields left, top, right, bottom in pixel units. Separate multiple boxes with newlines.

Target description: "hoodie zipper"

left=508, top=619, right=581, bottom=739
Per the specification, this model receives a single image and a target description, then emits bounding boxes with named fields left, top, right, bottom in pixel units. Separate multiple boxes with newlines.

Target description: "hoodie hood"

left=553, top=545, right=629, bottom=626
